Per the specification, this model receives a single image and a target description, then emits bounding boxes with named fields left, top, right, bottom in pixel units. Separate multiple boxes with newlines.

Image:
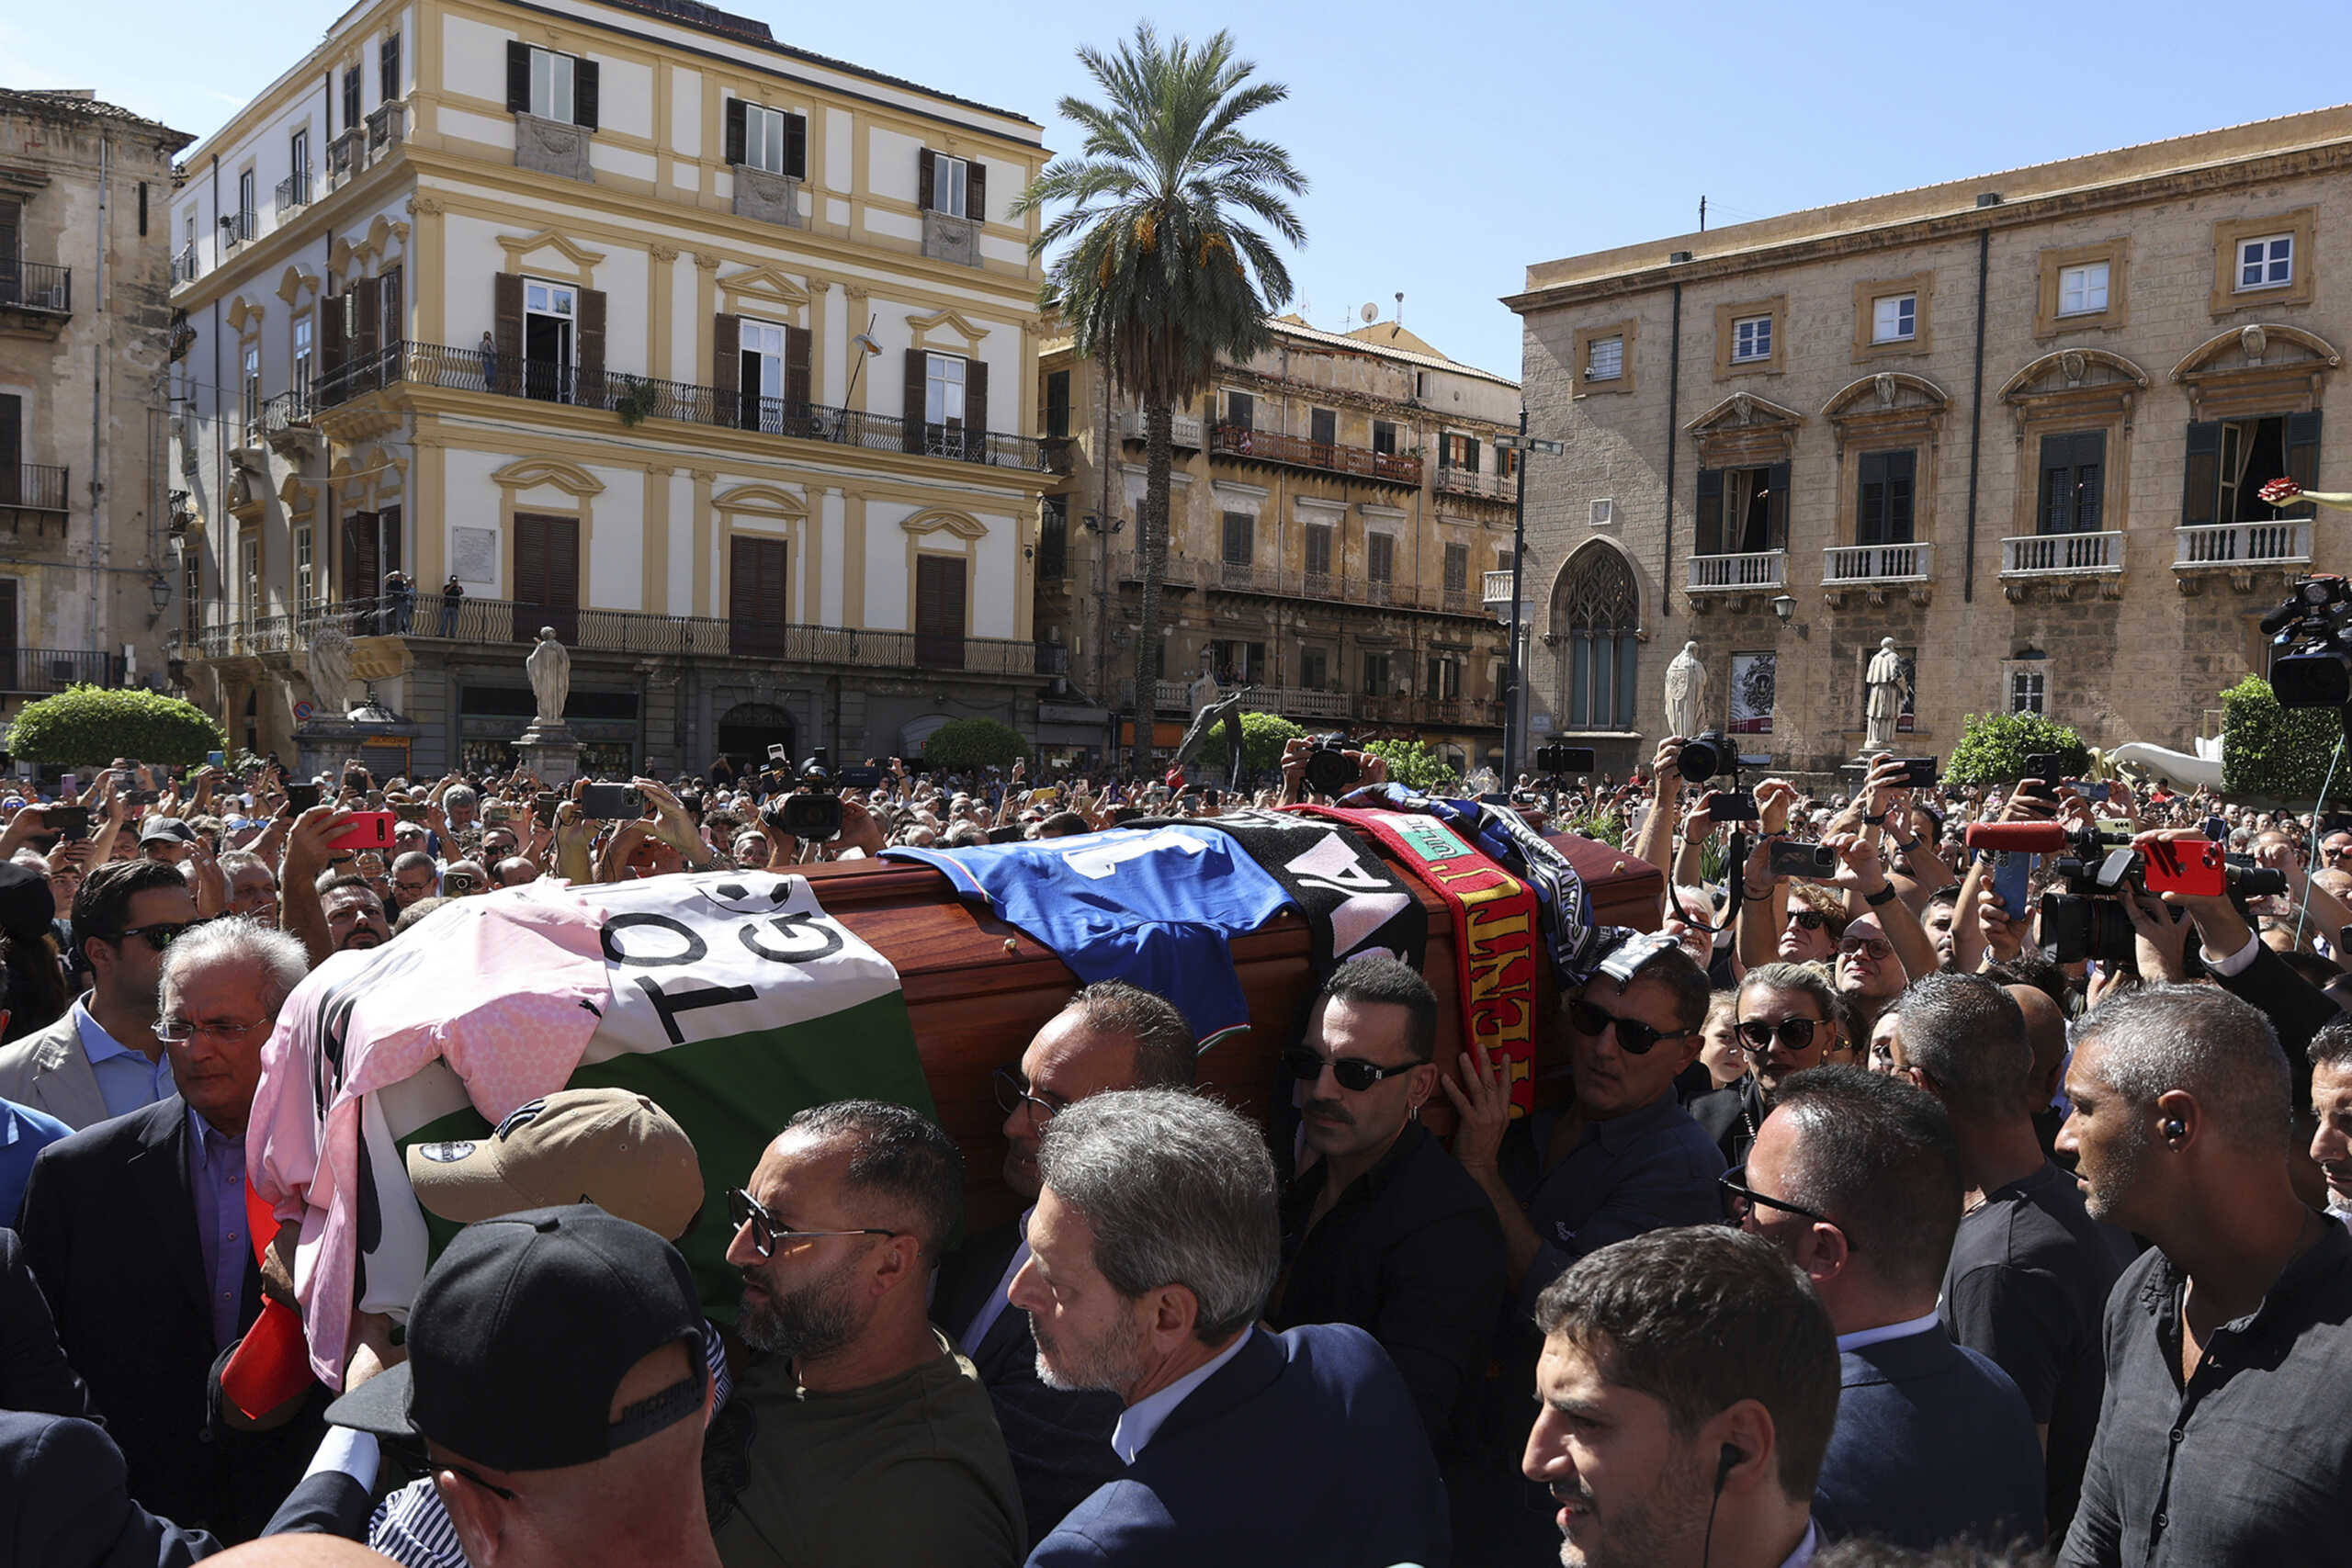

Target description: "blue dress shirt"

left=185, top=1107, right=249, bottom=1351
left=0, top=1096, right=69, bottom=1227
left=73, top=998, right=174, bottom=1122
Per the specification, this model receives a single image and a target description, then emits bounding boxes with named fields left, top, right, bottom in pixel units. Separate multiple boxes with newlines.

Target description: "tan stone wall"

left=1518, top=136, right=2352, bottom=777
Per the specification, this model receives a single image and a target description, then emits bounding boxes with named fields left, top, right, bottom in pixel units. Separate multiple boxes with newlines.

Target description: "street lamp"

left=1494, top=422, right=1565, bottom=784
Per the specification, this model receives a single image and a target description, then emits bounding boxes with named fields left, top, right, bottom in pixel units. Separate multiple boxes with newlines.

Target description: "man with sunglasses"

left=0, top=860, right=197, bottom=1130
left=18, top=917, right=322, bottom=1542
left=1269, top=957, right=1506, bottom=1461
left=1732, top=1066, right=2042, bottom=1550
left=935, top=981, right=1195, bottom=1542
left=714, top=1100, right=1023, bottom=1568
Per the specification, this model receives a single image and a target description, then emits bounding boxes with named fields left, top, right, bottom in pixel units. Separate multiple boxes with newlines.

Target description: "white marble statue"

left=1663, top=641, right=1709, bottom=739
left=1188, top=669, right=1221, bottom=717
left=1864, top=637, right=1910, bottom=753
left=306, top=625, right=356, bottom=719
left=526, top=626, right=571, bottom=728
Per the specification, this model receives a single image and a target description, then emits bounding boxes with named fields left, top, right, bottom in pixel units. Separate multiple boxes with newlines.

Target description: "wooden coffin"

left=801, top=829, right=1662, bottom=1229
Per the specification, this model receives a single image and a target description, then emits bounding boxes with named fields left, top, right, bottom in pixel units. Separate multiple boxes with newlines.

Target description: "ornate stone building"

left=1510, top=106, right=2352, bottom=777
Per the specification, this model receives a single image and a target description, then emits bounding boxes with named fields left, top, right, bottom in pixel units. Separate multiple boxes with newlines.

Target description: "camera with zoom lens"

left=2263, top=576, right=2352, bottom=708
left=1677, top=730, right=1732, bottom=783
left=1303, top=735, right=1362, bottom=797
left=761, top=755, right=843, bottom=841
left=2018, top=824, right=2289, bottom=964
left=1534, top=743, right=1597, bottom=776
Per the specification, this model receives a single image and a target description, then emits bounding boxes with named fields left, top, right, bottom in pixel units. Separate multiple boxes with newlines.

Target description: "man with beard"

left=2309, top=1020, right=2352, bottom=1225
left=1521, top=1226, right=1838, bottom=1568
left=317, top=879, right=390, bottom=954
left=1009, top=1089, right=1448, bottom=1568
left=713, top=1100, right=1022, bottom=1568
left=2057, top=987, right=2352, bottom=1566
left=1270, top=957, right=1505, bottom=1457
left=935, top=982, right=1194, bottom=1542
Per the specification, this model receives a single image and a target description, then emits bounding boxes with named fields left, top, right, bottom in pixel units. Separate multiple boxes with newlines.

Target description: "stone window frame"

left=1574, top=319, right=1637, bottom=397
left=1852, top=272, right=1935, bottom=363
left=2035, top=239, right=2132, bottom=338
left=1713, top=296, right=1786, bottom=379
left=2003, top=658, right=2049, bottom=716
left=2211, top=208, right=2316, bottom=318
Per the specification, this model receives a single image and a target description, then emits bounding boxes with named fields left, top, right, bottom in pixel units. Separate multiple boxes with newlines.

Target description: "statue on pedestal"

left=526, top=627, right=571, bottom=729
left=1662, top=641, right=1708, bottom=740
left=1864, top=637, right=1909, bottom=753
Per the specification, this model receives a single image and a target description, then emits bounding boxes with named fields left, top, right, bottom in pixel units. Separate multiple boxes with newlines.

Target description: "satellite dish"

left=1360, top=302, right=1378, bottom=323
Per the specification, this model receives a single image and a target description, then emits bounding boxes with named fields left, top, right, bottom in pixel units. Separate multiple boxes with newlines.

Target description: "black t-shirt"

left=1939, top=1159, right=2138, bottom=1541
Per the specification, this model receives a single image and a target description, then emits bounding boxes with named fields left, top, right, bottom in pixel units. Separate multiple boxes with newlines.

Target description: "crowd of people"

left=0, top=734, right=2347, bottom=1568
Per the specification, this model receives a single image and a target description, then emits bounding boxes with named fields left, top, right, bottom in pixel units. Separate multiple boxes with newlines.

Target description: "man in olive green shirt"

left=707, top=1100, right=1023, bottom=1568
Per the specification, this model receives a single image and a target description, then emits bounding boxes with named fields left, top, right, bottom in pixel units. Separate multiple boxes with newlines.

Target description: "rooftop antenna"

left=1700, top=195, right=1708, bottom=232
left=1392, top=291, right=1404, bottom=338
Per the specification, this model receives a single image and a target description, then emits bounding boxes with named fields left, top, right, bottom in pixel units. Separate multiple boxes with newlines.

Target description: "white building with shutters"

left=164, top=0, right=1053, bottom=776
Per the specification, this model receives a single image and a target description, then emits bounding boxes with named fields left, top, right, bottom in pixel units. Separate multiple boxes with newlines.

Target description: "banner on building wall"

left=1730, top=652, right=1776, bottom=734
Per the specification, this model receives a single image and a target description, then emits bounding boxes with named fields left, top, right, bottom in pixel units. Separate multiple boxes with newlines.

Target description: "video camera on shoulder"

left=1964, top=818, right=2287, bottom=964
left=2263, top=576, right=2352, bottom=707
left=1303, top=734, right=1361, bottom=798
left=761, top=751, right=843, bottom=841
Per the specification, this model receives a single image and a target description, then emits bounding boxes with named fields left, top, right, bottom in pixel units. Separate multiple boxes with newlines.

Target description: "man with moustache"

left=2309, top=1020, right=2352, bottom=1225
left=2058, top=987, right=2352, bottom=1566
left=1269, top=957, right=1506, bottom=1454
left=1521, top=1227, right=1839, bottom=1568
left=934, top=981, right=1196, bottom=1541
left=712, top=1100, right=1023, bottom=1568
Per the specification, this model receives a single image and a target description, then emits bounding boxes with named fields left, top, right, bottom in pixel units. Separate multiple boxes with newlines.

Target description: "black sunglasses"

left=1785, top=908, right=1828, bottom=931
left=108, top=917, right=212, bottom=953
left=1719, top=1168, right=1848, bottom=1236
left=725, top=1187, right=899, bottom=1260
left=1568, top=998, right=1697, bottom=1056
left=1282, top=1046, right=1419, bottom=1092
left=1736, top=1017, right=1822, bottom=1055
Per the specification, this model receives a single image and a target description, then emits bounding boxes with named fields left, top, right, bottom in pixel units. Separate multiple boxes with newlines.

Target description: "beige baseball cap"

left=407, top=1089, right=704, bottom=1241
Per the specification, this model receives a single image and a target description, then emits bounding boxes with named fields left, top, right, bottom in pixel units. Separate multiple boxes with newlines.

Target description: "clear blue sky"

left=13, top=0, right=2352, bottom=379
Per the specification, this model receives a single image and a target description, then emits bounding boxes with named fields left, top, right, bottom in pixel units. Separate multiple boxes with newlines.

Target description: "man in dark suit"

left=0, top=1226, right=96, bottom=1419
left=17, top=917, right=322, bottom=1542
left=1009, top=1088, right=1449, bottom=1568
left=934, top=981, right=1196, bottom=1542
left=1734, top=1065, right=2043, bottom=1550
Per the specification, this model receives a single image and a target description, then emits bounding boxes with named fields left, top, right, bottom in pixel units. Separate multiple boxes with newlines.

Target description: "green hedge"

left=2221, top=675, right=2344, bottom=805
left=1942, top=711, right=2091, bottom=786
left=1364, top=739, right=1463, bottom=795
left=1239, top=712, right=1306, bottom=776
left=6, top=686, right=226, bottom=767
left=921, top=716, right=1029, bottom=772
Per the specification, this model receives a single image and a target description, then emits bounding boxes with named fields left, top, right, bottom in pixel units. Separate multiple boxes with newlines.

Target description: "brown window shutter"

left=514, top=513, right=546, bottom=604
left=378, top=505, right=403, bottom=573
left=0, top=397, right=17, bottom=502
left=573, top=60, right=599, bottom=130
left=917, top=148, right=935, bottom=213
left=319, top=291, right=346, bottom=400
left=902, top=348, right=927, bottom=454
left=576, top=287, right=606, bottom=406
left=723, top=98, right=747, bottom=165
left=345, top=512, right=379, bottom=603
left=785, top=113, right=807, bottom=179
left=914, top=555, right=966, bottom=667
left=966, top=161, right=985, bottom=221
left=784, top=325, right=811, bottom=409
left=493, top=273, right=524, bottom=394
left=354, top=282, right=380, bottom=374
left=729, top=535, right=787, bottom=656
left=712, top=311, right=741, bottom=420
left=963, top=355, right=988, bottom=460
left=549, top=517, right=579, bottom=608
left=378, top=265, right=403, bottom=353
left=506, top=41, right=530, bottom=112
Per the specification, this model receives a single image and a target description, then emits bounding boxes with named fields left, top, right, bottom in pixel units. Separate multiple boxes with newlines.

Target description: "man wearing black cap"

left=140, top=817, right=199, bottom=865
left=329, top=1203, right=724, bottom=1568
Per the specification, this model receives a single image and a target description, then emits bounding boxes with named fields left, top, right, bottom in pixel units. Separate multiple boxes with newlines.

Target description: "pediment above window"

left=1998, top=348, right=2150, bottom=429
left=2170, top=323, right=2342, bottom=421
left=1687, top=390, right=1804, bottom=466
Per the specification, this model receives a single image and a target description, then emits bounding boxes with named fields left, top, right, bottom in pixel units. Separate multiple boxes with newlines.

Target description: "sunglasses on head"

left=1736, top=1016, right=1822, bottom=1055
left=1281, top=1046, right=1419, bottom=1092
left=1568, top=998, right=1696, bottom=1056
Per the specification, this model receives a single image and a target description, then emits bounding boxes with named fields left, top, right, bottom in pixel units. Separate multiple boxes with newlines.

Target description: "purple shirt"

left=186, top=1106, right=249, bottom=1351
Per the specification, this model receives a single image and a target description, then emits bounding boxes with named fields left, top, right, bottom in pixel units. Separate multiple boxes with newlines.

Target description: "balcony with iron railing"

left=170, top=246, right=198, bottom=286
left=314, top=342, right=1050, bottom=470
left=220, top=209, right=256, bottom=248
left=1110, top=551, right=1481, bottom=615
left=1824, top=541, right=1934, bottom=584
left=1686, top=550, right=1789, bottom=592
left=1434, top=464, right=1515, bottom=502
left=0, top=261, right=72, bottom=316
left=179, top=595, right=1046, bottom=676
left=1, top=464, right=69, bottom=513
left=2000, top=531, right=2123, bottom=577
left=276, top=169, right=314, bottom=216
left=0, top=649, right=124, bottom=694
left=1114, top=408, right=1205, bottom=448
left=1208, top=423, right=1421, bottom=487
left=2174, top=520, right=2311, bottom=570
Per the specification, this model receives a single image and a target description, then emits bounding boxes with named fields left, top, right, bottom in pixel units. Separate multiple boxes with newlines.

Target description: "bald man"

left=2007, top=984, right=2072, bottom=1160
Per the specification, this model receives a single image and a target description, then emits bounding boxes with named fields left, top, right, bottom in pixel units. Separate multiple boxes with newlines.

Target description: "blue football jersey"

left=882, top=824, right=1294, bottom=1046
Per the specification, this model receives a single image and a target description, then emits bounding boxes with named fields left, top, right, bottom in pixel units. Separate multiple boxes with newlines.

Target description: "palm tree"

left=1015, top=25, right=1306, bottom=779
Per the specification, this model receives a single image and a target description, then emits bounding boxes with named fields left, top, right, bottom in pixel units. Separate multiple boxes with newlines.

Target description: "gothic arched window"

left=1559, top=546, right=1640, bottom=729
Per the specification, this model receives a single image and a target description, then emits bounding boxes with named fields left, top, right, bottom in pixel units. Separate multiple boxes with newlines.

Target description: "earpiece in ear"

left=1716, top=1443, right=1740, bottom=1492
left=2164, top=1118, right=2186, bottom=1141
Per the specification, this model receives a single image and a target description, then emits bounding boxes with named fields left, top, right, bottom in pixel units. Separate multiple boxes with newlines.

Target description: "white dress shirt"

left=957, top=1206, right=1034, bottom=1358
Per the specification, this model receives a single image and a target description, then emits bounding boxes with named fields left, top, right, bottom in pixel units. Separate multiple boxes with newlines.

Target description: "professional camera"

left=1534, top=743, right=1597, bottom=776
left=1303, top=734, right=1362, bottom=797
left=1965, top=820, right=2288, bottom=964
left=761, top=753, right=843, bottom=841
left=2262, top=575, right=2352, bottom=708
left=1676, top=730, right=1733, bottom=783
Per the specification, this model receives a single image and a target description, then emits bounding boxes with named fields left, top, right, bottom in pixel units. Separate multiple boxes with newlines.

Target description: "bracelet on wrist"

left=1742, top=881, right=1775, bottom=901
left=1863, top=883, right=1899, bottom=907
left=1862, top=811, right=1886, bottom=826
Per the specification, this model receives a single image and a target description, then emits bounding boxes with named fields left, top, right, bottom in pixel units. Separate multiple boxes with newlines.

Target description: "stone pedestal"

left=295, top=716, right=420, bottom=782
left=515, top=721, right=583, bottom=786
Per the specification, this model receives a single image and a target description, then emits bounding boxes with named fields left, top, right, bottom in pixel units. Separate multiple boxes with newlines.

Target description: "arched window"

left=1558, top=546, right=1640, bottom=729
